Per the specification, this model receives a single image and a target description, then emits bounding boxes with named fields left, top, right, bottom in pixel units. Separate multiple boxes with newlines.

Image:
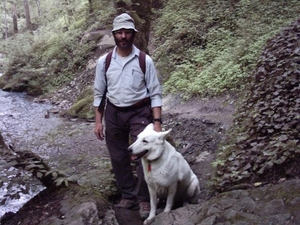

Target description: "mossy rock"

left=67, top=87, right=94, bottom=119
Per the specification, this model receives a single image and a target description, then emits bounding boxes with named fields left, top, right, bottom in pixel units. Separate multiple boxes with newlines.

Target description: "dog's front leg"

left=144, top=187, right=157, bottom=225
left=164, top=184, right=177, bottom=212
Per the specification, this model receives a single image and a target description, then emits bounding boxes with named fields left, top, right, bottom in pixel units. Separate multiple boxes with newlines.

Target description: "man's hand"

left=94, top=123, right=105, bottom=140
left=94, top=107, right=105, bottom=140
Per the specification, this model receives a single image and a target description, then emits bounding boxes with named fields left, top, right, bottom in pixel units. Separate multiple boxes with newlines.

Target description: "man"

left=93, top=13, right=162, bottom=220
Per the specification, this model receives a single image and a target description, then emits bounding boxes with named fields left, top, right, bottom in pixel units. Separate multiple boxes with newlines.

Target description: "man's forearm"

left=95, top=107, right=103, bottom=124
left=152, top=107, right=162, bottom=121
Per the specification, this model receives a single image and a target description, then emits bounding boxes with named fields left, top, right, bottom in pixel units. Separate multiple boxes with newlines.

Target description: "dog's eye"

left=142, top=139, right=148, bottom=143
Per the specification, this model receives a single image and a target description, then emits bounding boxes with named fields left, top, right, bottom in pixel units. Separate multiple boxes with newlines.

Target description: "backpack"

left=98, top=51, right=146, bottom=112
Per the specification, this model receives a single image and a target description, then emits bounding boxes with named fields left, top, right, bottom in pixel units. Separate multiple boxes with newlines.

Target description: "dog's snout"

left=128, top=147, right=132, bottom=153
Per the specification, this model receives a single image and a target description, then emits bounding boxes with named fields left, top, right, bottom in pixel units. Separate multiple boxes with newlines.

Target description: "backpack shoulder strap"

left=139, top=51, right=146, bottom=74
left=98, top=51, right=112, bottom=112
left=105, top=51, right=113, bottom=73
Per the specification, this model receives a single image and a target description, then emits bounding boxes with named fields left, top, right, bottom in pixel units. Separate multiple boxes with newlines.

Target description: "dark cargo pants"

left=104, top=100, right=152, bottom=202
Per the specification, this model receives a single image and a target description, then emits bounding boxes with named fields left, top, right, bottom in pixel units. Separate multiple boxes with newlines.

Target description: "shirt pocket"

left=131, top=69, right=145, bottom=91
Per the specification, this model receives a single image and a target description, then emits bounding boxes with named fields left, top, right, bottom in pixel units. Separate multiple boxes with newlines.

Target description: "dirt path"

left=1, top=94, right=236, bottom=225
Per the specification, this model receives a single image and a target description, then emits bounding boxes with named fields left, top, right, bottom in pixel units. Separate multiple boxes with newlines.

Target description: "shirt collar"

left=111, top=45, right=140, bottom=59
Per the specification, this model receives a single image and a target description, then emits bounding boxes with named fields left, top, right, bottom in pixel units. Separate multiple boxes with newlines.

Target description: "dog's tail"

left=188, top=175, right=201, bottom=204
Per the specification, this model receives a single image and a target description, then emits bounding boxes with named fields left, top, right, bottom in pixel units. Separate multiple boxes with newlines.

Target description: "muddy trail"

left=0, top=92, right=235, bottom=225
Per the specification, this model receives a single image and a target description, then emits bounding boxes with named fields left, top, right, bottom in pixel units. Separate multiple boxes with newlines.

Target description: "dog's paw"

left=143, top=217, right=154, bottom=225
left=183, top=201, right=189, bottom=207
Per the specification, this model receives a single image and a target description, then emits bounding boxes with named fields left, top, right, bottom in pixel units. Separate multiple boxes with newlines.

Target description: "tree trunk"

left=88, top=0, right=93, bottom=14
left=12, top=3, right=18, bottom=33
left=3, top=0, right=8, bottom=40
left=23, top=0, right=32, bottom=31
left=152, top=0, right=164, bottom=9
left=35, top=0, right=41, bottom=16
left=131, top=0, right=152, bottom=54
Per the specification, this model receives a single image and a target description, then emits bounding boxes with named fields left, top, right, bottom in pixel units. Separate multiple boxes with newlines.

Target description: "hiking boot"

left=139, top=201, right=150, bottom=220
left=114, top=198, right=139, bottom=210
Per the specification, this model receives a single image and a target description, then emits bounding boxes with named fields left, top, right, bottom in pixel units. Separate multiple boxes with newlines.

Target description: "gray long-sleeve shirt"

left=93, top=46, right=162, bottom=108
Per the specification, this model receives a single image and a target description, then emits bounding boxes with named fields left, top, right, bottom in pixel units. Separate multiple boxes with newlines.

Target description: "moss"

left=67, top=87, right=94, bottom=119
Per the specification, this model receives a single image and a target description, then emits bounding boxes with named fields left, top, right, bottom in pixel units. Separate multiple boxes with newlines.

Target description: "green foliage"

left=67, top=87, right=94, bottom=119
left=2, top=0, right=300, bottom=98
left=153, top=0, right=300, bottom=97
left=0, top=146, right=74, bottom=189
left=0, top=0, right=115, bottom=94
left=212, top=18, right=300, bottom=192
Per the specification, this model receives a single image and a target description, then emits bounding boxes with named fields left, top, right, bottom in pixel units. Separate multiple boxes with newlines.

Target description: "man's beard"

left=114, top=35, right=135, bottom=50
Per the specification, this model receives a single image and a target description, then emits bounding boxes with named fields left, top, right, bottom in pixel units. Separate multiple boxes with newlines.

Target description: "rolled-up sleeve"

left=93, top=55, right=107, bottom=107
left=145, top=55, right=162, bottom=108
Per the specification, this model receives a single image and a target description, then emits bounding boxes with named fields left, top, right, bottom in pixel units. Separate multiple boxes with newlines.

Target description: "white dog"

left=128, top=123, right=200, bottom=224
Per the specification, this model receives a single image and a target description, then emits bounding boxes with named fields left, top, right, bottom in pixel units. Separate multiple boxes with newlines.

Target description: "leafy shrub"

left=212, top=18, right=300, bottom=192
left=152, top=0, right=300, bottom=97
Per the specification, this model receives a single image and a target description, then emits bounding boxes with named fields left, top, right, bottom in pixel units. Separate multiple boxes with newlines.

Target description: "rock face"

left=151, top=179, right=300, bottom=225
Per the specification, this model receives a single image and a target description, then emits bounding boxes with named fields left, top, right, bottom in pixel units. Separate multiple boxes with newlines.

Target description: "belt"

left=107, top=97, right=151, bottom=111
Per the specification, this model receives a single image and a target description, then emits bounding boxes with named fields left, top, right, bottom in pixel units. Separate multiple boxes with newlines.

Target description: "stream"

left=0, top=89, right=110, bottom=219
left=0, top=89, right=61, bottom=218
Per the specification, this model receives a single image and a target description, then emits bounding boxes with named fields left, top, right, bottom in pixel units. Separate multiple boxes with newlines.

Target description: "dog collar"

left=146, top=155, right=161, bottom=171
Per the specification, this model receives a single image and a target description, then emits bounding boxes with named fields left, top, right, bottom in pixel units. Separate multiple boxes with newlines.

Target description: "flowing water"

left=0, top=90, right=61, bottom=218
left=0, top=89, right=107, bottom=219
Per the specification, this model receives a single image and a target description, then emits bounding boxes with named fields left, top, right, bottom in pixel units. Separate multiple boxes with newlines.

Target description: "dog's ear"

left=159, top=129, right=172, bottom=140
